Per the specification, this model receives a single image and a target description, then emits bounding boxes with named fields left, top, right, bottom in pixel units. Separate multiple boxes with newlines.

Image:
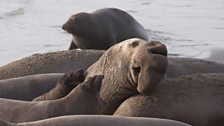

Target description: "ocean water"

left=0, top=0, right=224, bottom=66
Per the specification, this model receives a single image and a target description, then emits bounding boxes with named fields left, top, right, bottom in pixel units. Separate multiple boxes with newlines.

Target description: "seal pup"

left=33, top=69, right=84, bottom=101
left=0, top=75, right=105, bottom=123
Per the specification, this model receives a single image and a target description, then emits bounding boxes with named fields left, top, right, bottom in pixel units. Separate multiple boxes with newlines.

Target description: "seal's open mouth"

left=130, top=66, right=141, bottom=86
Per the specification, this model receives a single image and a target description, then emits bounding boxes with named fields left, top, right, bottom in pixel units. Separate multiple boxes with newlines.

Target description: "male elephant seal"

left=0, top=115, right=191, bottom=126
left=33, top=69, right=84, bottom=101
left=84, top=38, right=168, bottom=114
left=0, top=75, right=105, bottom=123
left=62, top=8, right=149, bottom=50
left=114, top=73, right=224, bottom=126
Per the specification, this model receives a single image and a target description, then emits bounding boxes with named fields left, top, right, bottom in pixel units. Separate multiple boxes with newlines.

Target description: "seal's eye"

left=68, top=73, right=73, bottom=78
left=129, top=41, right=139, bottom=48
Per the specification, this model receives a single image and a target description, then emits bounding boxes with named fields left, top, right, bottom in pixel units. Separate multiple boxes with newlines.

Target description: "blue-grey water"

left=0, top=0, right=224, bottom=66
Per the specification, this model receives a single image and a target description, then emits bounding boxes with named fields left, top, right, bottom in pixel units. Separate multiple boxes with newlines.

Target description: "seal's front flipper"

left=69, top=40, right=78, bottom=50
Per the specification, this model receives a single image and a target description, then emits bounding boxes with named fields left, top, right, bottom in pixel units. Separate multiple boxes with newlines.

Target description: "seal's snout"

left=62, top=24, right=66, bottom=30
left=147, top=41, right=167, bottom=57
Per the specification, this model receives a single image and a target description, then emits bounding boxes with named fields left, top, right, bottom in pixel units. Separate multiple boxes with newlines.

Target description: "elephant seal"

left=0, top=115, right=191, bottom=126
left=0, top=49, right=104, bottom=80
left=114, top=73, right=224, bottom=126
left=62, top=8, right=149, bottom=50
left=84, top=38, right=168, bottom=114
left=33, top=69, right=84, bottom=101
left=0, top=75, right=105, bottom=123
left=0, top=73, right=63, bottom=101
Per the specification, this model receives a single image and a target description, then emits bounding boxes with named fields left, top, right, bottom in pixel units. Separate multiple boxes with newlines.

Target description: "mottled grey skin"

left=0, top=73, right=63, bottom=101
left=0, top=75, right=105, bottom=123
left=62, top=8, right=148, bottom=50
left=33, top=69, right=84, bottom=101
left=0, top=49, right=104, bottom=80
left=114, top=73, right=224, bottom=126
left=0, top=115, right=191, bottom=126
left=85, top=38, right=168, bottom=114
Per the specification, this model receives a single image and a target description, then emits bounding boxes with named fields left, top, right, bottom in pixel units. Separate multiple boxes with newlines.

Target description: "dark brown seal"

left=85, top=38, right=168, bottom=114
left=114, top=73, right=224, bottom=126
left=62, top=8, right=149, bottom=50
left=33, top=69, right=84, bottom=101
left=0, top=115, right=191, bottom=126
left=0, top=75, right=105, bottom=123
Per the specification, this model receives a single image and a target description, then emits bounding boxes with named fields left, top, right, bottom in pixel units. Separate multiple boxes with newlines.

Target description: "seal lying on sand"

left=62, top=8, right=148, bottom=50
left=0, top=73, right=63, bottom=101
left=0, top=115, right=191, bottom=126
left=114, top=73, right=224, bottom=126
left=0, top=75, right=105, bottom=123
left=0, top=49, right=104, bottom=80
left=33, top=69, right=84, bottom=101
left=84, top=38, right=168, bottom=114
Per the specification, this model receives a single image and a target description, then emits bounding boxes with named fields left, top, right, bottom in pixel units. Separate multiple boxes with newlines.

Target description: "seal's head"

left=59, top=69, right=85, bottom=89
left=121, top=38, right=168, bottom=94
left=62, top=12, right=93, bottom=36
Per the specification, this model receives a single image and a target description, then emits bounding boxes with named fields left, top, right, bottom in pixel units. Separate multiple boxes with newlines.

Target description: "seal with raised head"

left=84, top=38, right=168, bottom=114
left=33, top=69, right=84, bottom=101
left=62, top=8, right=149, bottom=50
left=0, top=75, right=105, bottom=123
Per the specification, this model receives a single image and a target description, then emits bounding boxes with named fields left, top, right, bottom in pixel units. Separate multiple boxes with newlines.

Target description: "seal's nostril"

left=150, top=46, right=167, bottom=57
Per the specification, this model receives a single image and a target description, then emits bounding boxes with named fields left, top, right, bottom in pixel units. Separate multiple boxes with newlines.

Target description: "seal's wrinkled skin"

left=85, top=38, right=168, bottom=114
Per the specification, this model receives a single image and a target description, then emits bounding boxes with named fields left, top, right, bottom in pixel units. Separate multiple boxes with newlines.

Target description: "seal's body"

left=62, top=8, right=148, bottom=50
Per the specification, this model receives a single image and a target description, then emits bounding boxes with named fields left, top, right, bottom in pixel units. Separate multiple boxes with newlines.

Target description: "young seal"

left=84, top=38, right=168, bottom=114
left=0, top=75, right=105, bottom=123
left=114, top=73, right=224, bottom=126
left=32, top=69, right=84, bottom=101
left=0, top=73, right=63, bottom=101
left=0, top=115, right=191, bottom=126
left=62, top=8, right=149, bottom=50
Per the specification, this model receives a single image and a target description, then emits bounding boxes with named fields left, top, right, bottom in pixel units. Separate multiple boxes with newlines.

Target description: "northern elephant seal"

left=84, top=38, right=168, bottom=114
left=0, top=73, right=63, bottom=101
left=114, top=73, right=224, bottom=126
left=33, top=69, right=84, bottom=101
left=0, top=115, right=191, bottom=126
left=62, top=8, right=148, bottom=50
left=0, top=49, right=104, bottom=80
left=0, top=75, right=105, bottom=123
